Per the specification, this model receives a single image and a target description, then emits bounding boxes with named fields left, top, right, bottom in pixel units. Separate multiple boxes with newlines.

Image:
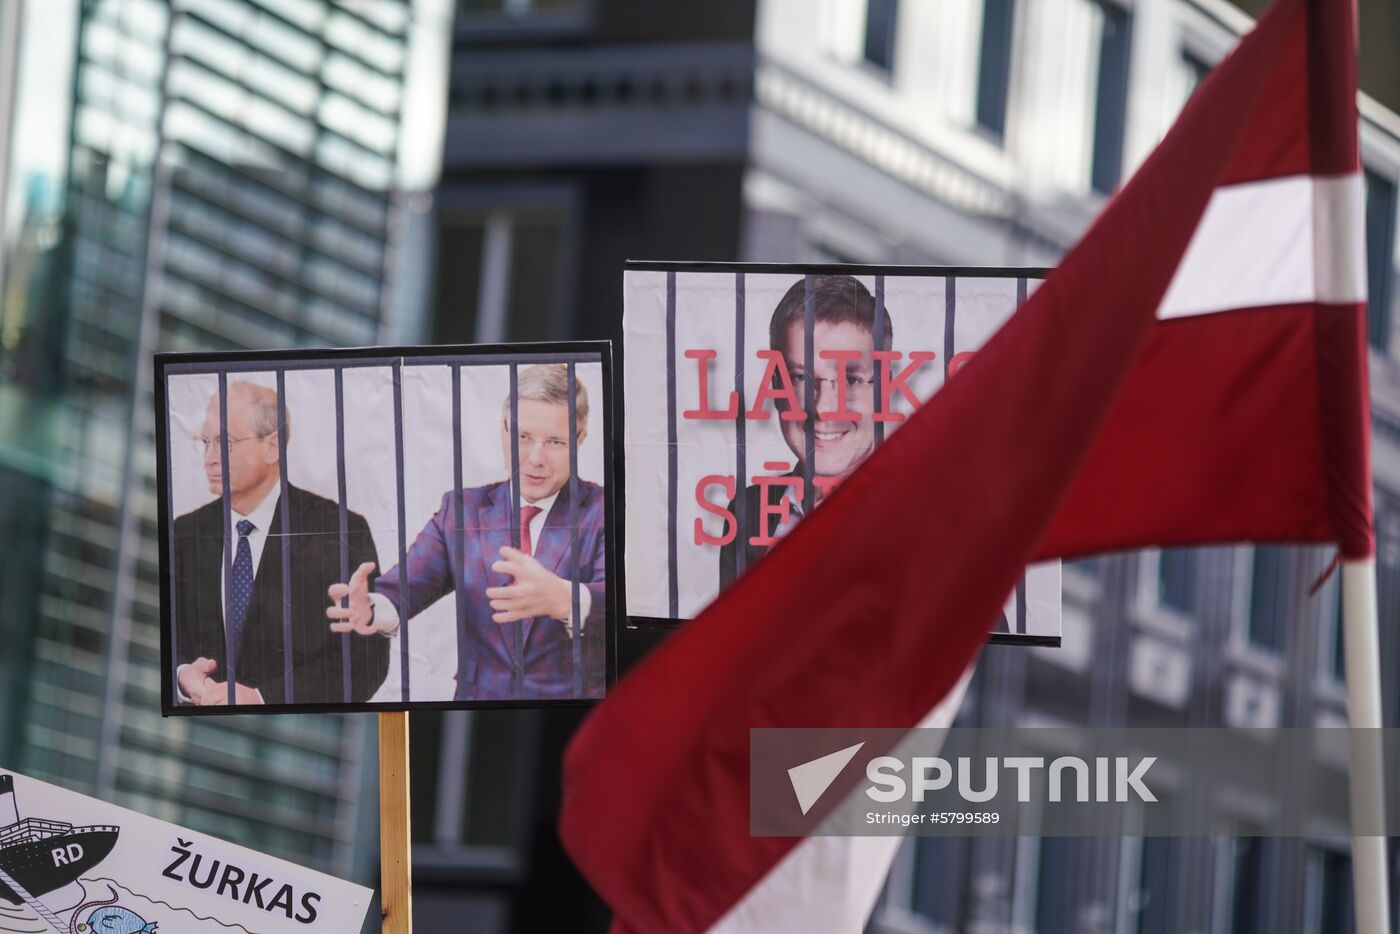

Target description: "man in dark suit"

left=174, top=382, right=389, bottom=706
left=329, top=364, right=606, bottom=701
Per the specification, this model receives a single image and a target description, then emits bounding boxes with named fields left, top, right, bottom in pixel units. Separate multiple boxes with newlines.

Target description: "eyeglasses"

left=790, top=372, right=876, bottom=398
left=192, top=434, right=271, bottom=456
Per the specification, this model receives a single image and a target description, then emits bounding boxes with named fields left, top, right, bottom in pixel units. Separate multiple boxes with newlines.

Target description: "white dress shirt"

left=219, top=486, right=281, bottom=622
left=369, top=487, right=591, bottom=635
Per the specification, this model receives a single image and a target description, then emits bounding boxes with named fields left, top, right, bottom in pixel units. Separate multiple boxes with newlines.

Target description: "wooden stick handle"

left=379, top=711, right=412, bottom=934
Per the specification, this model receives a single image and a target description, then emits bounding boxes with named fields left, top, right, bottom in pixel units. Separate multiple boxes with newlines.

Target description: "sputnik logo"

left=787, top=742, right=865, bottom=816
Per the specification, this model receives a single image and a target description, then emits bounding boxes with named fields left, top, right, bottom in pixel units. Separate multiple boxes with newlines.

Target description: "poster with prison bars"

left=623, top=263, right=1060, bottom=646
left=155, top=343, right=615, bottom=714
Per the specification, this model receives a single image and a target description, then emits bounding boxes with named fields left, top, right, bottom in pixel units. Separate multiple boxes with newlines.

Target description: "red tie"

left=520, top=505, right=544, bottom=556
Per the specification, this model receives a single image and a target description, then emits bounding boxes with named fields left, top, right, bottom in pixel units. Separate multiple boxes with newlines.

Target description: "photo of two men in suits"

left=166, top=360, right=608, bottom=710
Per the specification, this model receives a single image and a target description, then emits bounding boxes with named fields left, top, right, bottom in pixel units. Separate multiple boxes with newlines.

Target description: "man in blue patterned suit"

left=328, top=364, right=606, bottom=701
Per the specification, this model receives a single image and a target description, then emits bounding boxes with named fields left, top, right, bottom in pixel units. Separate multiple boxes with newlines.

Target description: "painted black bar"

left=734, top=272, right=747, bottom=578
left=218, top=373, right=235, bottom=707
left=164, top=352, right=604, bottom=375
left=625, top=614, right=1062, bottom=648
left=392, top=360, right=410, bottom=702
left=1016, top=579, right=1028, bottom=635
left=404, top=353, right=601, bottom=367
left=509, top=364, right=524, bottom=693
left=165, top=384, right=180, bottom=704
left=276, top=369, right=294, bottom=704
left=335, top=368, right=351, bottom=704
left=873, top=274, right=886, bottom=447
left=567, top=362, right=582, bottom=699
left=802, top=274, right=815, bottom=517
left=944, top=276, right=957, bottom=380
left=626, top=260, right=1053, bottom=278
left=452, top=364, right=469, bottom=699
left=1016, top=280, right=1030, bottom=634
left=166, top=357, right=399, bottom=375
left=666, top=271, right=679, bottom=619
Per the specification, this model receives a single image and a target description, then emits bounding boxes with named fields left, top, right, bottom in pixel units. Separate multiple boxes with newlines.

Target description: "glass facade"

left=0, top=0, right=411, bottom=882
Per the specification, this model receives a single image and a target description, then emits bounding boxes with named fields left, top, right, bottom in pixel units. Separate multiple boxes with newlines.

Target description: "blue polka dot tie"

left=227, top=518, right=255, bottom=674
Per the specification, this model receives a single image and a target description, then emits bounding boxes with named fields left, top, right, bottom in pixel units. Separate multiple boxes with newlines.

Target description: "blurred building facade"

left=0, top=0, right=413, bottom=893
left=428, top=0, right=1400, bottom=931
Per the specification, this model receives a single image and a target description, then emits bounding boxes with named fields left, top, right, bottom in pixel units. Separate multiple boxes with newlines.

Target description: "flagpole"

left=1341, top=558, right=1392, bottom=934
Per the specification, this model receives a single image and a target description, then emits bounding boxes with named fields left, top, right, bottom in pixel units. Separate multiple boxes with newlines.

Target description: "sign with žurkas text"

left=0, top=769, right=371, bottom=933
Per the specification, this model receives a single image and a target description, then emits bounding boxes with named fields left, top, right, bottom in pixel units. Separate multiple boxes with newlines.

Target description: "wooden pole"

left=379, top=711, right=412, bottom=934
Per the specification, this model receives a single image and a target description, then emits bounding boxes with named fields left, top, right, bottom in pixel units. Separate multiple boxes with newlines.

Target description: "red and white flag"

left=559, top=0, right=1369, bottom=931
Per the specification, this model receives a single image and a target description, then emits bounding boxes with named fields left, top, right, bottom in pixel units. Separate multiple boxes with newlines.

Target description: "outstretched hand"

left=487, top=546, right=571, bottom=623
left=327, top=561, right=378, bottom=635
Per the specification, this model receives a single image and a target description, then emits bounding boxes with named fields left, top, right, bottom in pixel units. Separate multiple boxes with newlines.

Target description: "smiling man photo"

left=718, top=275, right=886, bottom=589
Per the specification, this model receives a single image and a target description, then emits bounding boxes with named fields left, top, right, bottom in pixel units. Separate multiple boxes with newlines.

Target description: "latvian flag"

left=560, top=0, right=1372, bottom=932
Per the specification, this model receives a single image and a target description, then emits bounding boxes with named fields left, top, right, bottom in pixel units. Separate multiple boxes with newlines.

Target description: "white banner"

left=623, top=265, right=1060, bottom=643
left=0, top=769, right=371, bottom=933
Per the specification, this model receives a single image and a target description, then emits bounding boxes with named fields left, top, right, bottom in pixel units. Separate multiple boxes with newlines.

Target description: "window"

left=1306, top=846, right=1354, bottom=934
left=1090, top=0, right=1132, bottom=193
left=1035, top=837, right=1078, bottom=933
left=1246, top=546, right=1286, bottom=652
left=1183, top=51, right=1210, bottom=95
left=863, top=0, right=899, bottom=72
left=907, top=836, right=966, bottom=927
left=409, top=710, right=530, bottom=850
left=1365, top=168, right=1397, bottom=353
left=1068, top=555, right=1102, bottom=581
left=976, top=0, right=1015, bottom=138
left=1320, top=582, right=1345, bottom=684
left=433, top=201, right=571, bottom=345
left=1132, top=836, right=1176, bottom=934
left=1156, top=549, right=1195, bottom=616
left=1230, top=838, right=1268, bottom=934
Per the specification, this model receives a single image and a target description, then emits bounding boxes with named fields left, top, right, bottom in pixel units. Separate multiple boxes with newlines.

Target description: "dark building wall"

left=431, top=164, right=746, bottom=347
left=573, top=164, right=748, bottom=338
left=590, top=0, right=757, bottom=43
left=453, top=0, right=757, bottom=46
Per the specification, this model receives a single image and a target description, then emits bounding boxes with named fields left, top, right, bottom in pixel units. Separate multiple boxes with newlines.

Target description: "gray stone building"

left=423, top=0, right=1400, bottom=931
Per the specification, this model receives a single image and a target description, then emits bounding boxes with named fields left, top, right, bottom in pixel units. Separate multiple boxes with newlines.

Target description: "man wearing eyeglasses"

left=172, top=381, right=389, bottom=706
left=327, top=364, right=606, bottom=702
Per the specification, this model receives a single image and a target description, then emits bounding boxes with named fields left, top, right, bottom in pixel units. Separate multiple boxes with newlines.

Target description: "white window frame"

left=1227, top=545, right=1288, bottom=674
left=1134, top=550, right=1196, bottom=641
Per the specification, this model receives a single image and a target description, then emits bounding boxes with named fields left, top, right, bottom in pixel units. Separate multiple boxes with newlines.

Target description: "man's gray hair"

left=218, top=381, right=290, bottom=446
left=504, top=363, right=588, bottom=434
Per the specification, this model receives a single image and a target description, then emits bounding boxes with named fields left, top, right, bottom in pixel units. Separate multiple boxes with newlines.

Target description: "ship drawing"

left=0, top=775, right=119, bottom=906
